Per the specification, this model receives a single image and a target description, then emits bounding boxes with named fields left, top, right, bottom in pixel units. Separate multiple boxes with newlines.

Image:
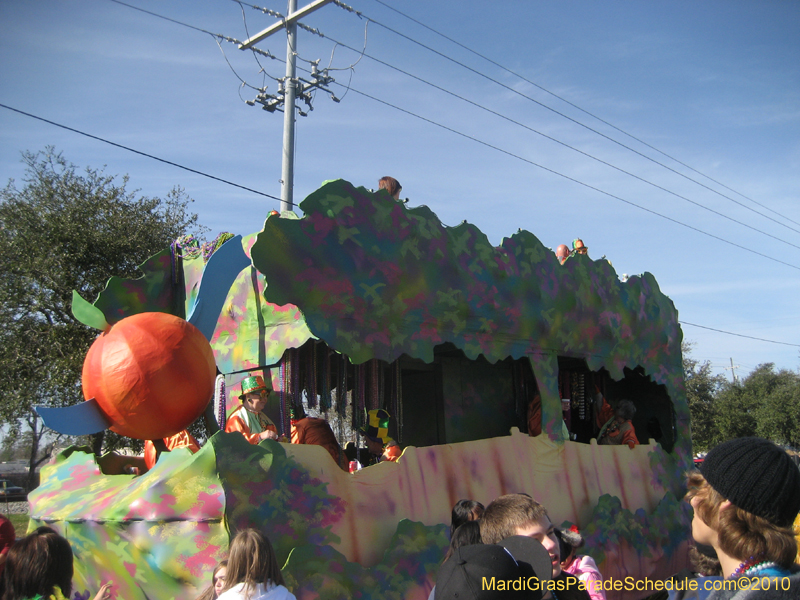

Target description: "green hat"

left=238, top=375, right=270, bottom=400
left=289, top=405, right=307, bottom=421
left=572, top=238, right=588, bottom=253
left=359, top=409, right=391, bottom=443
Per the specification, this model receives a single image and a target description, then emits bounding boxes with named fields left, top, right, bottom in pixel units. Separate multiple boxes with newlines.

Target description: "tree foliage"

left=0, top=147, right=206, bottom=483
left=682, top=342, right=725, bottom=453
left=736, top=364, right=800, bottom=447
left=683, top=337, right=800, bottom=454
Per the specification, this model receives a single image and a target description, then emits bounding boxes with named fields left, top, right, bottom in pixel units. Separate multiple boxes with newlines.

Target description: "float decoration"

left=30, top=179, right=694, bottom=599
left=37, top=312, right=215, bottom=440
left=252, top=179, right=681, bottom=377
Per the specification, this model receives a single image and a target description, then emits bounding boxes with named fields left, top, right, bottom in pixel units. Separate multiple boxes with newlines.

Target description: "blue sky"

left=1, top=0, right=798, bottom=379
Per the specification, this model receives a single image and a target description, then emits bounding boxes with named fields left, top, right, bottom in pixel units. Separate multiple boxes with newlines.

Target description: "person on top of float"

left=225, top=375, right=279, bottom=444
left=289, top=405, right=346, bottom=470
left=359, top=409, right=401, bottom=465
left=555, top=244, right=570, bottom=264
left=143, top=429, right=201, bottom=471
left=596, top=398, right=639, bottom=448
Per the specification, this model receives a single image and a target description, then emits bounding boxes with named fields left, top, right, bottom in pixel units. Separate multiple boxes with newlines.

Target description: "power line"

left=0, top=103, right=282, bottom=203
left=680, top=321, right=800, bottom=348
left=227, top=0, right=800, bottom=250
left=11, top=4, right=797, bottom=354
left=108, top=0, right=279, bottom=92
left=6, top=101, right=796, bottom=350
left=108, top=0, right=218, bottom=36
left=101, top=0, right=800, bottom=262
left=358, top=0, right=800, bottom=233
left=336, top=84, right=800, bottom=272
left=315, top=32, right=800, bottom=251
left=78, top=2, right=800, bottom=270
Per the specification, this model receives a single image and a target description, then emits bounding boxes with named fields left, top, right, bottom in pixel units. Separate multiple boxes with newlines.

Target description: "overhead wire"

left=352, top=0, right=800, bottom=233
left=229, top=1, right=800, bottom=250
left=89, top=0, right=800, bottom=345
left=98, top=0, right=800, bottom=268
left=232, top=0, right=274, bottom=89
left=81, top=0, right=800, bottom=271
left=332, top=84, right=800, bottom=272
left=0, top=103, right=282, bottom=203
left=109, top=0, right=278, bottom=94
left=313, top=31, right=800, bottom=251
left=680, top=322, right=800, bottom=348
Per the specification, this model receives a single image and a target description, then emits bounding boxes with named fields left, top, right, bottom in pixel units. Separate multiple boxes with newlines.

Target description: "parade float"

left=32, top=179, right=692, bottom=600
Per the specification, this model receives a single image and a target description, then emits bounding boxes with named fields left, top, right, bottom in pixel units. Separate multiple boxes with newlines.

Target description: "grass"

left=6, top=512, right=31, bottom=536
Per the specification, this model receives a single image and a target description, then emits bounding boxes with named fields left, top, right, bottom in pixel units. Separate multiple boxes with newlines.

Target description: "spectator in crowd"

left=216, top=529, right=295, bottom=600
left=195, top=560, right=228, bottom=600
left=0, top=513, right=15, bottom=579
left=1, top=526, right=112, bottom=600
left=685, top=436, right=800, bottom=598
left=555, top=244, right=570, bottom=264
left=450, top=499, right=485, bottom=539
left=557, top=526, right=605, bottom=600
left=480, top=493, right=590, bottom=600
left=226, top=376, right=279, bottom=444
left=442, top=521, right=482, bottom=564
left=434, top=534, right=552, bottom=599
left=668, top=543, right=722, bottom=600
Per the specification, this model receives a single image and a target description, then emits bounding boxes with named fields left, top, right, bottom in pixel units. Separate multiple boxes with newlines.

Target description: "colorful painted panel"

left=209, top=265, right=312, bottom=375
left=248, top=179, right=690, bottom=463
left=250, top=180, right=682, bottom=380
left=29, top=443, right=227, bottom=599
left=93, top=249, right=180, bottom=324
left=30, top=430, right=689, bottom=600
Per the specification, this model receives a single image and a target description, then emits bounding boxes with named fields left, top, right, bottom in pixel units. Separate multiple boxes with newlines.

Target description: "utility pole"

left=724, top=357, right=740, bottom=384
left=239, top=0, right=335, bottom=213
left=281, top=0, right=298, bottom=214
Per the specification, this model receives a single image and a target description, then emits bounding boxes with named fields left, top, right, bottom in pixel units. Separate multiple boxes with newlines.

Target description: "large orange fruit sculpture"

left=82, top=312, right=216, bottom=440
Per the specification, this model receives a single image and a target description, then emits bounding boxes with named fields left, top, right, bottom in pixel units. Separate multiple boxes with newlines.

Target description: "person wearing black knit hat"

left=685, top=436, right=800, bottom=598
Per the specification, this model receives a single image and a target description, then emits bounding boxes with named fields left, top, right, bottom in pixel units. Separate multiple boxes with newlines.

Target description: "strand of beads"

left=732, top=555, right=777, bottom=578
left=732, top=556, right=761, bottom=577
left=743, top=561, right=778, bottom=576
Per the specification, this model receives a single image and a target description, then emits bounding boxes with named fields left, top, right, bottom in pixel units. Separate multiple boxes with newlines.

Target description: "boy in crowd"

left=686, top=436, right=800, bottom=598
left=480, top=493, right=590, bottom=600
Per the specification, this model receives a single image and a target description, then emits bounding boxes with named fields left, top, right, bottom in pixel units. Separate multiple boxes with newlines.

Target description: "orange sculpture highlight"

left=82, top=312, right=216, bottom=439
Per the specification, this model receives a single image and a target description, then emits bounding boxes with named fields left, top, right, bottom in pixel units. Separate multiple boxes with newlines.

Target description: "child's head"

left=221, top=529, right=284, bottom=595
left=443, top=520, right=482, bottom=563
left=556, top=525, right=584, bottom=569
left=686, top=437, right=800, bottom=568
left=213, top=560, right=228, bottom=598
left=450, top=499, right=485, bottom=537
left=3, top=526, right=74, bottom=599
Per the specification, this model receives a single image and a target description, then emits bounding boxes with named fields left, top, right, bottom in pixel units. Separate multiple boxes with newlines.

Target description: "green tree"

left=712, top=363, right=800, bottom=448
left=682, top=341, right=724, bottom=453
left=746, top=364, right=800, bottom=447
left=0, top=147, right=206, bottom=487
left=713, top=381, right=759, bottom=443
